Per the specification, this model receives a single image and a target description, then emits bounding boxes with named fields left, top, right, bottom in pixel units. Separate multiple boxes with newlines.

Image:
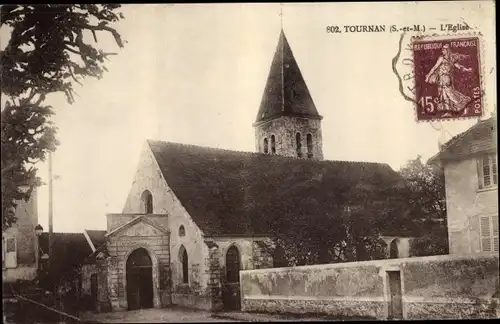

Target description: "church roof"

left=148, top=140, right=410, bottom=237
left=254, top=30, right=321, bottom=124
left=428, top=117, right=497, bottom=164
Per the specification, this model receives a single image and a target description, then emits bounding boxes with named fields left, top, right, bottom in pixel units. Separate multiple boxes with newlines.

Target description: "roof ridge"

left=441, top=117, right=495, bottom=150
left=148, top=139, right=392, bottom=166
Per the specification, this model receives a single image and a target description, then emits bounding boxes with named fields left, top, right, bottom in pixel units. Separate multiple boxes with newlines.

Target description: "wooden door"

left=222, top=246, right=241, bottom=311
left=126, top=248, right=153, bottom=310
left=388, top=271, right=403, bottom=319
left=90, top=274, right=98, bottom=311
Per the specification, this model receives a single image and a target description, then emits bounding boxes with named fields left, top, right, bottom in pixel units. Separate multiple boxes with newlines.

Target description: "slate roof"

left=428, top=117, right=497, bottom=164
left=254, top=30, right=321, bottom=124
left=39, top=232, right=93, bottom=273
left=148, top=140, right=408, bottom=237
left=84, top=229, right=106, bottom=250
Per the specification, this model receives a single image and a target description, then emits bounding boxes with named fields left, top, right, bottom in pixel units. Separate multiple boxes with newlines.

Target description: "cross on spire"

left=279, top=3, right=283, bottom=29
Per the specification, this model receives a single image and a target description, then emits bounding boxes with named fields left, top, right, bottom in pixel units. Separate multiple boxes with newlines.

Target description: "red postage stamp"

left=412, top=36, right=483, bottom=121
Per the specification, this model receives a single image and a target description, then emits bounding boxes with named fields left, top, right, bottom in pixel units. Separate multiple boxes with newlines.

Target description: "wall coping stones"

left=241, top=253, right=499, bottom=275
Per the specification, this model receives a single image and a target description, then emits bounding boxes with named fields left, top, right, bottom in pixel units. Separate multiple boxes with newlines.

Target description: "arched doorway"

left=222, top=245, right=241, bottom=310
left=389, top=239, right=399, bottom=259
left=126, top=248, right=154, bottom=310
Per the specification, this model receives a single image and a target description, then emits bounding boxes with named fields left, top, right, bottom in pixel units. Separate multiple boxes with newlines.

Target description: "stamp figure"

left=412, top=37, right=483, bottom=121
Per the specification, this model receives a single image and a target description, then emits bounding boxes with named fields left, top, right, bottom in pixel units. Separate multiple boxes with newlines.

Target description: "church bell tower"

left=253, top=30, right=323, bottom=160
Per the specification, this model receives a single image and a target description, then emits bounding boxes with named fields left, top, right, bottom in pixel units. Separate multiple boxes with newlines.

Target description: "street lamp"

left=35, top=224, right=44, bottom=271
left=35, top=225, right=49, bottom=263
left=35, top=224, right=44, bottom=237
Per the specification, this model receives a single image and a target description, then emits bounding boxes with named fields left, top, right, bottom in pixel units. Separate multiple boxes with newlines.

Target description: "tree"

left=256, top=168, right=405, bottom=266
left=399, top=155, right=448, bottom=256
left=257, top=155, right=447, bottom=266
left=1, top=5, right=125, bottom=229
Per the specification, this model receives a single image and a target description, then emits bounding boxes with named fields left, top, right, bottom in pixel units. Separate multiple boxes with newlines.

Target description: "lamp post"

left=35, top=224, right=44, bottom=290
left=35, top=224, right=43, bottom=265
left=48, top=152, right=53, bottom=268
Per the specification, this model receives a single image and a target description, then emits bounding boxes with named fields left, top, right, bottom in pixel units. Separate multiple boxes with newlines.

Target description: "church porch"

left=104, top=213, right=172, bottom=312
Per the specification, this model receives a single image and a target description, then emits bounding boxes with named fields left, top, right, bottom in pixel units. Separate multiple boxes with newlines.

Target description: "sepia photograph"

left=1, top=2, right=498, bottom=323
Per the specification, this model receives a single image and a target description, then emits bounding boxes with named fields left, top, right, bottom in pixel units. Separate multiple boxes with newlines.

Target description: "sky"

left=1, top=2, right=496, bottom=233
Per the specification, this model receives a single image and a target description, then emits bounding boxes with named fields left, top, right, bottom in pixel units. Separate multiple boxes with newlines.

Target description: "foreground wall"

left=240, top=253, right=499, bottom=320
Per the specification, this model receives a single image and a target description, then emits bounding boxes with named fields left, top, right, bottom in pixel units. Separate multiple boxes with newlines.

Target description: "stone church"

left=80, top=30, right=414, bottom=313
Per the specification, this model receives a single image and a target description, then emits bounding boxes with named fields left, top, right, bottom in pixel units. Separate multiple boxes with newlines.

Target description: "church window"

left=179, top=245, right=189, bottom=283
left=179, top=225, right=186, bottom=237
left=389, top=238, right=400, bottom=258
left=307, top=133, right=313, bottom=158
left=271, top=135, right=276, bottom=154
left=263, top=138, right=269, bottom=154
left=226, top=245, right=240, bottom=283
left=141, top=190, right=153, bottom=214
left=296, top=133, right=302, bottom=158
left=478, top=155, right=498, bottom=189
left=480, top=214, right=499, bottom=252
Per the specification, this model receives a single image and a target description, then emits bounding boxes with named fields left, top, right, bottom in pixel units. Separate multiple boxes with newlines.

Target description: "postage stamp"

left=411, top=35, right=483, bottom=121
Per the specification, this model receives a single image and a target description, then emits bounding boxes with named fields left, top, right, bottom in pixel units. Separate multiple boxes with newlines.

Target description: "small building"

left=2, top=187, right=40, bottom=284
left=429, top=117, right=498, bottom=254
left=38, top=232, right=93, bottom=290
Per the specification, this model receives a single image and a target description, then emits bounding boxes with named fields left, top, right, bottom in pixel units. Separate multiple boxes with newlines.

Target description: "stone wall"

left=444, top=158, right=498, bottom=254
left=254, top=116, right=323, bottom=160
left=119, top=142, right=212, bottom=310
left=213, top=237, right=271, bottom=272
left=3, top=189, right=38, bottom=283
left=81, top=261, right=112, bottom=313
left=240, top=253, right=499, bottom=320
left=211, top=237, right=272, bottom=311
left=106, top=220, right=171, bottom=311
left=81, top=264, right=97, bottom=297
left=169, top=214, right=211, bottom=310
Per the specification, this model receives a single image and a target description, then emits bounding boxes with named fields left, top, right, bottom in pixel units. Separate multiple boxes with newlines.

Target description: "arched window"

left=263, top=138, right=269, bottom=154
left=307, top=133, right=313, bottom=159
left=389, top=239, right=399, bottom=259
left=179, top=225, right=185, bottom=237
left=226, top=245, right=240, bottom=283
left=271, top=135, right=276, bottom=154
left=179, top=245, right=188, bottom=283
left=296, top=133, right=302, bottom=158
left=141, top=190, right=153, bottom=214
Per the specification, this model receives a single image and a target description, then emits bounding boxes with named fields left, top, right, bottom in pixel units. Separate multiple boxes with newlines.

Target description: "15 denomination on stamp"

left=412, top=36, right=483, bottom=121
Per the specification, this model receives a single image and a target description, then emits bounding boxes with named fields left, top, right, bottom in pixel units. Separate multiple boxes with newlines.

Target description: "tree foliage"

left=261, top=155, right=448, bottom=266
left=1, top=4, right=125, bottom=229
left=256, top=169, right=408, bottom=266
left=400, top=155, right=448, bottom=256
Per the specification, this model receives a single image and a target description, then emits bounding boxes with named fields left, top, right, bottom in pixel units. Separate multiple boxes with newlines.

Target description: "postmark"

left=412, top=35, right=483, bottom=121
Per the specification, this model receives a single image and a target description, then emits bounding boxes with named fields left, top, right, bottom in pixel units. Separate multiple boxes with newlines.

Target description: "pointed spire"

left=255, top=30, right=322, bottom=123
